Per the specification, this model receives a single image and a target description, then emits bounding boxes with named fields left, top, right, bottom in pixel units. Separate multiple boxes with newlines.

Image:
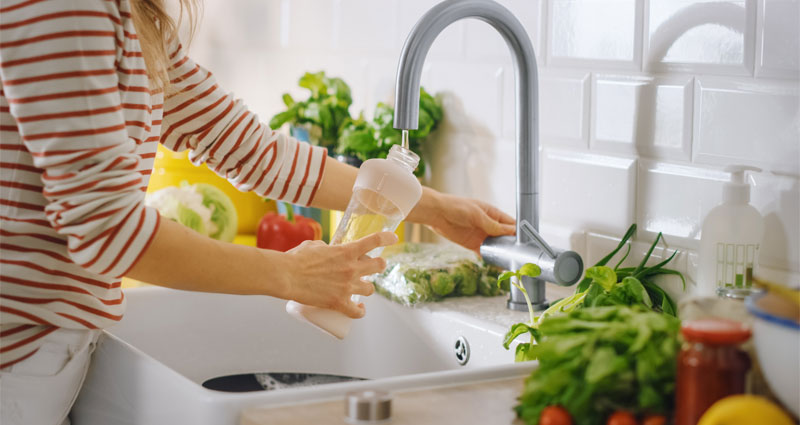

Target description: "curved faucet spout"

left=393, top=0, right=582, bottom=311
left=394, top=0, right=539, bottom=245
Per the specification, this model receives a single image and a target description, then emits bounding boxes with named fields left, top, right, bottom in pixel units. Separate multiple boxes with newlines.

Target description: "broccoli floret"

left=453, top=262, right=479, bottom=296
left=477, top=274, right=496, bottom=296
left=430, top=271, right=456, bottom=296
left=406, top=279, right=433, bottom=304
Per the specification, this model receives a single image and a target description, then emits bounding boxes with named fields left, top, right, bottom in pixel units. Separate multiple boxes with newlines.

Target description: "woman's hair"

left=130, top=0, right=200, bottom=89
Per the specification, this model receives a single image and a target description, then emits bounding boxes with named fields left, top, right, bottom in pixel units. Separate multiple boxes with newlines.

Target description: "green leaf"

left=613, top=243, right=632, bottom=270
left=634, top=232, right=663, bottom=275
left=497, top=271, right=516, bottom=287
left=269, top=106, right=299, bottom=129
left=616, top=276, right=653, bottom=308
left=585, top=346, right=625, bottom=383
left=298, top=71, right=327, bottom=98
left=641, top=279, right=677, bottom=316
left=515, top=343, right=537, bottom=362
left=518, top=263, right=542, bottom=278
left=639, top=248, right=678, bottom=273
left=326, top=77, right=352, bottom=104
left=585, top=266, right=617, bottom=292
left=282, top=93, right=295, bottom=107
left=503, top=322, right=534, bottom=349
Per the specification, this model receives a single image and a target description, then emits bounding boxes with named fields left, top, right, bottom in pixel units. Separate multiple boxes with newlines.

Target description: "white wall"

left=187, top=0, right=800, bottom=289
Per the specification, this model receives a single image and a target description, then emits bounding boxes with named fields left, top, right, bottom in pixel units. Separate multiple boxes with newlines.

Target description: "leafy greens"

left=515, top=306, right=681, bottom=425
left=269, top=71, right=353, bottom=149
left=336, top=88, right=443, bottom=176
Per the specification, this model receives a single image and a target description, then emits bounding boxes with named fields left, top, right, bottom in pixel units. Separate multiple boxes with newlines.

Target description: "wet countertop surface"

left=416, top=283, right=575, bottom=329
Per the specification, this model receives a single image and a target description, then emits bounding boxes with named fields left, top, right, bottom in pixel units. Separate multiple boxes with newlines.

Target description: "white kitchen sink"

left=72, top=287, right=536, bottom=425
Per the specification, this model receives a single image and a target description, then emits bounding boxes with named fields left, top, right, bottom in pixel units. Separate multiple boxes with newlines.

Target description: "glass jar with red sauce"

left=675, top=318, right=752, bottom=425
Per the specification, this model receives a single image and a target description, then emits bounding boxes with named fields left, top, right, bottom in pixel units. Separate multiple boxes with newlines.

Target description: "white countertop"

left=401, top=283, right=576, bottom=329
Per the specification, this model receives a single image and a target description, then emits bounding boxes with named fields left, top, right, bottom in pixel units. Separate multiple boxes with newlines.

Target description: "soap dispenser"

left=698, top=166, right=764, bottom=299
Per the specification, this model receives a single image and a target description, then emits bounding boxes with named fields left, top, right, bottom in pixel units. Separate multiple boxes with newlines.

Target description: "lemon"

left=697, top=395, right=794, bottom=425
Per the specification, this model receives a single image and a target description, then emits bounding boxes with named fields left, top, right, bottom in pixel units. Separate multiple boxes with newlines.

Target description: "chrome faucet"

left=393, top=0, right=584, bottom=311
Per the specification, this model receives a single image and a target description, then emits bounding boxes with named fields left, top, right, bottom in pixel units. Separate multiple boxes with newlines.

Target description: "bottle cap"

left=345, top=390, right=392, bottom=423
left=354, top=145, right=422, bottom=218
left=681, top=318, right=751, bottom=345
left=723, top=165, right=761, bottom=204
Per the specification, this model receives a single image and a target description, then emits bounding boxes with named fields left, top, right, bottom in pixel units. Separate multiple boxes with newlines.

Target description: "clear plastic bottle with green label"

left=698, top=166, right=764, bottom=299
left=286, top=144, right=422, bottom=338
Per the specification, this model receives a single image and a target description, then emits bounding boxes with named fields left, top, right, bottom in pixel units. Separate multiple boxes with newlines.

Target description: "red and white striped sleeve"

left=0, top=0, right=160, bottom=278
left=160, top=43, right=328, bottom=206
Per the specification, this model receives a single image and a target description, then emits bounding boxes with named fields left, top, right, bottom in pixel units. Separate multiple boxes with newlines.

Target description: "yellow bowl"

left=148, top=145, right=276, bottom=234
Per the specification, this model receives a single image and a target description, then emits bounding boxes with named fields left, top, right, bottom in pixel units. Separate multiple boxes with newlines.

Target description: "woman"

left=0, top=1, right=515, bottom=423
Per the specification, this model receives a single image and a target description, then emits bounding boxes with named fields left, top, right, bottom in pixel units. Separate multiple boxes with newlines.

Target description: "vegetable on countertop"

left=515, top=305, right=682, bottom=425
left=606, top=411, right=638, bottom=425
left=366, top=242, right=507, bottom=305
left=256, top=202, right=322, bottom=252
left=145, top=182, right=238, bottom=242
left=501, top=223, right=685, bottom=363
left=539, top=405, right=572, bottom=425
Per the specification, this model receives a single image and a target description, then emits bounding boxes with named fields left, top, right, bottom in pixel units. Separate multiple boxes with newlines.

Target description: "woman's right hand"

left=282, top=231, right=398, bottom=318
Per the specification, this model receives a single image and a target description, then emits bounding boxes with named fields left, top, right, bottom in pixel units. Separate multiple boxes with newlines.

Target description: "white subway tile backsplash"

left=541, top=150, right=637, bottom=234
left=190, top=0, right=283, bottom=60
left=694, top=78, right=800, bottom=175
left=645, top=0, right=755, bottom=75
left=338, top=0, right=399, bottom=52
left=463, top=0, right=543, bottom=61
left=637, top=161, right=729, bottom=243
left=749, top=172, right=800, bottom=272
left=548, top=0, right=642, bottom=68
left=756, top=0, right=800, bottom=78
left=286, top=0, right=337, bottom=50
left=593, top=75, right=650, bottom=147
left=425, top=127, right=516, bottom=217
left=592, top=75, right=693, bottom=161
left=426, top=62, right=506, bottom=138
left=540, top=72, right=591, bottom=147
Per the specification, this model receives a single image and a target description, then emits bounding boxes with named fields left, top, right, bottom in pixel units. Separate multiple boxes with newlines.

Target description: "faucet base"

left=507, top=298, right=549, bottom=312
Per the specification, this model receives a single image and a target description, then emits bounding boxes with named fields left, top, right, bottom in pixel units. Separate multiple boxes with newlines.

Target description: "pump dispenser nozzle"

left=723, top=165, right=761, bottom=204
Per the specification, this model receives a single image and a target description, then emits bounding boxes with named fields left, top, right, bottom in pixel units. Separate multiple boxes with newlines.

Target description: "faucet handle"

left=519, top=220, right=557, bottom=259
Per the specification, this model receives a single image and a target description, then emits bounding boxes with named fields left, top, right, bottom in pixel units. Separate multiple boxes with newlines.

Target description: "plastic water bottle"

left=286, top=144, right=422, bottom=338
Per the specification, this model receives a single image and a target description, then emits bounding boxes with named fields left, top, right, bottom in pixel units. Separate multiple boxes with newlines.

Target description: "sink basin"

left=72, top=287, right=535, bottom=425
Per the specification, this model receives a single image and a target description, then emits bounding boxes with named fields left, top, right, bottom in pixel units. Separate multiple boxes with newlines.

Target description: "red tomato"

left=607, top=411, right=638, bottom=425
left=539, top=406, right=572, bottom=425
left=642, top=415, right=666, bottom=425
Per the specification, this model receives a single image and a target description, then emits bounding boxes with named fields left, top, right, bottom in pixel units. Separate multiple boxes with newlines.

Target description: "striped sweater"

left=0, top=0, right=327, bottom=369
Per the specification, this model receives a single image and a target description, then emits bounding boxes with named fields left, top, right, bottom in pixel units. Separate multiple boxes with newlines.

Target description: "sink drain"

left=454, top=336, right=470, bottom=365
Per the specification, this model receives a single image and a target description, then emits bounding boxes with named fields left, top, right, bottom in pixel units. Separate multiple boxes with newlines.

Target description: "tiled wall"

left=187, top=0, right=800, bottom=293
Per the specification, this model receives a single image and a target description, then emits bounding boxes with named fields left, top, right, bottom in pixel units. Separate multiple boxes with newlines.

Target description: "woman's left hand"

left=409, top=189, right=516, bottom=252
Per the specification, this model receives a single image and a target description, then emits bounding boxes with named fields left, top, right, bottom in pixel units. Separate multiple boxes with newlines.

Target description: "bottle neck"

left=386, top=144, right=420, bottom=174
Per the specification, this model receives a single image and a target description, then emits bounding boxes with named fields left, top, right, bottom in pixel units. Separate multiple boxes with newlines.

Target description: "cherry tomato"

left=539, top=406, right=572, bottom=425
left=607, top=411, right=638, bottom=425
left=642, top=415, right=666, bottom=425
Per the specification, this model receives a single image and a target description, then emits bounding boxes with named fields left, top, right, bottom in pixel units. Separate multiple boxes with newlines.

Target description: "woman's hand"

left=281, top=231, right=398, bottom=318
left=409, top=189, right=516, bottom=252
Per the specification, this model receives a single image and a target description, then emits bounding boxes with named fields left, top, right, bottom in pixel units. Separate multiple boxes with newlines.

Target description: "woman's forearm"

left=125, top=218, right=292, bottom=298
left=126, top=214, right=396, bottom=318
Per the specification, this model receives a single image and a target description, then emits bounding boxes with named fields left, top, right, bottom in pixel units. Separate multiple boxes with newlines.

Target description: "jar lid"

left=681, top=318, right=752, bottom=345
